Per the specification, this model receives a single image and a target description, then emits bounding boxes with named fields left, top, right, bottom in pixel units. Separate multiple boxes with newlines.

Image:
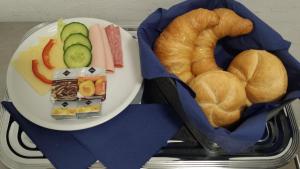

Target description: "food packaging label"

left=76, top=99, right=102, bottom=119
left=51, top=101, right=77, bottom=120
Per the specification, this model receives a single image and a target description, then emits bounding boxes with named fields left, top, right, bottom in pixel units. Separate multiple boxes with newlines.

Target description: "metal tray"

left=142, top=78, right=299, bottom=169
left=0, top=24, right=299, bottom=169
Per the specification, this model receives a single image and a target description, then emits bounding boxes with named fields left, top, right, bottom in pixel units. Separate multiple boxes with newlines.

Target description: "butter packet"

left=76, top=99, right=102, bottom=119
left=51, top=101, right=77, bottom=120
left=51, top=100, right=102, bottom=120
left=77, top=67, right=107, bottom=101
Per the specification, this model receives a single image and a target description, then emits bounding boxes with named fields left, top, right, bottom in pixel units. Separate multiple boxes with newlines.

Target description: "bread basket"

left=137, top=0, right=300, bottom=154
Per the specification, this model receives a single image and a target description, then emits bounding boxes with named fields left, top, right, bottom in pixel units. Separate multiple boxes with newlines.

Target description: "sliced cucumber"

left=63, top=33, right=92, bottom=51
left=64, top=44, right=92, bottom=68
left=61, top=22, right=89, bottom=41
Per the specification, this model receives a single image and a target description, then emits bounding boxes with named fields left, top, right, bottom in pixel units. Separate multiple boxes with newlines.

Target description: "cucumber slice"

left=61, top=22, right=89, bottom=41
left=64, top=44, right=92, bottom=68
left=63, top=33, right=92, bottom=51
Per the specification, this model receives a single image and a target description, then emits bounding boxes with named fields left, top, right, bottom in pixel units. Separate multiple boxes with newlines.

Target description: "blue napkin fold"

left=2, top=102, right=181, bottom=169
left=1, top=101, right=96, bottom=169
left=137, top=0, right=300, bottom=153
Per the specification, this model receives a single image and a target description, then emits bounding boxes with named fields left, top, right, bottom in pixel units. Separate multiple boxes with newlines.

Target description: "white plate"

left=6, top=18, right=142, bottom=131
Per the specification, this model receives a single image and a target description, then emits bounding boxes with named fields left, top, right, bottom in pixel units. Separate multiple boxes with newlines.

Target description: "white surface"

left=0, top=0, right=181, bottom=24
left=0, top=108, right=52, bottom=169
left=6, top=18, right=142, bottom=131
left=8, top=122, right=42, bottom=157
left=21, top=132, right=36, bottom=149
left=239, top=0, right=300, bottom=63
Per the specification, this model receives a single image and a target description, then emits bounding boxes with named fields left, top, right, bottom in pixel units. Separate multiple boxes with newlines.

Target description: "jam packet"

left=77, top=67, right=107, bottom=101
left=51, top=67, right=107, bottom=101
left=51, top=68, right=80, bottom=101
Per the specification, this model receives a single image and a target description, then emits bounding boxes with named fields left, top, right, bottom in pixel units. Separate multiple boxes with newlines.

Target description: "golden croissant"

left=154, top=8, right=219, bottom=83
left=192, top=8, right=253, bottom=75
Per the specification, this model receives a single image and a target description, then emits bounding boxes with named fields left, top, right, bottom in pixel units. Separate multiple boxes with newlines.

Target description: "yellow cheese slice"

left=12, top=36, right=65, bottom=96
left=49, top=37, right=65, bottom=68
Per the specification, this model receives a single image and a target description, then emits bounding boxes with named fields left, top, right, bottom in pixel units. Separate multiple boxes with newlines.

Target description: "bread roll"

left=189, top=70, right=248, bottom=127
left=192, top=8, right=253, bottom=75
left=228, top=50, right=288, bottom=104
left=154, top=9, right=219, bottom=83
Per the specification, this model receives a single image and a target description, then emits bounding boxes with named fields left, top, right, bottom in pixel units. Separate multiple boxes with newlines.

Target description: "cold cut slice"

left=89, top=24, right=106, bottom=70
left=105, top=25, right=123, bottom=67
left=99, top=25, right=114, bottom=72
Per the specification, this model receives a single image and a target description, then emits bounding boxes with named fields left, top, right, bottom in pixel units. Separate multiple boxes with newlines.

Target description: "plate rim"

left=6, top=17, right=142, bottom=131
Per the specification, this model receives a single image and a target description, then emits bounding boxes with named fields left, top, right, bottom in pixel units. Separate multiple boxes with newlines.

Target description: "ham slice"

left=105, top=25, right=123, bottom=67
left=89, top=24, right=106, bottom=70
left=98, top=25, right=114, bottom=72
left=89, top=24, right=115, bottom=72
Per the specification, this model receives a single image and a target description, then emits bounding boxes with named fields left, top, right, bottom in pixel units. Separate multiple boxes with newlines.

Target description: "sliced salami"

left=105, top=25, right=124, bottom=67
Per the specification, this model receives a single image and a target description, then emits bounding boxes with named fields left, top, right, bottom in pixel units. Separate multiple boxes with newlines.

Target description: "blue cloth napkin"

left=137, top=0, right=300, bottom=153
left=1, top=102, right=181, bottom=169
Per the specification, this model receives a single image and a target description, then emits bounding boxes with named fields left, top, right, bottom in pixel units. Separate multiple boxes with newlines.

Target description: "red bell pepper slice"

left=32, top=59, right=52, bottom=84
left=42, top=39, right=55, bottom=69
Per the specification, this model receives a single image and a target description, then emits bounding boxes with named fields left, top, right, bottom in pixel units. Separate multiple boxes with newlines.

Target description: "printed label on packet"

left=76, top=99, right=102, bottom=119
left=51, top=101, right=77, bottom=120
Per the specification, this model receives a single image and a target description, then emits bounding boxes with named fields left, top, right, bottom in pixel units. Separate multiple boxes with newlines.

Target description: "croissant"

left=189, top=70, right=248, bottom=127
left=154, top=9, right=219, bottom=83
left=192, top=8, right=253, bottom=75
left=228, top=50, right=288, bottom=104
